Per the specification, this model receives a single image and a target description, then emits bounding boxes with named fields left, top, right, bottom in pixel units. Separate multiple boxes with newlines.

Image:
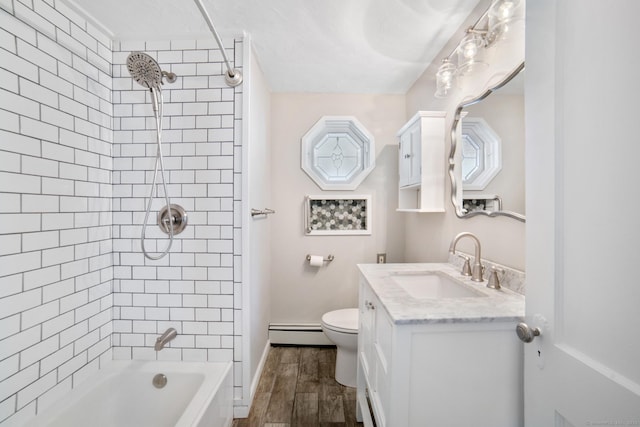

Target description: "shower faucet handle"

left=157, top=204, right=188, bottom=235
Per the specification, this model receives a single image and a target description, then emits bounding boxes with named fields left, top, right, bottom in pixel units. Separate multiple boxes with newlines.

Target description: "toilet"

left=321, top=308, right=359, bottom=387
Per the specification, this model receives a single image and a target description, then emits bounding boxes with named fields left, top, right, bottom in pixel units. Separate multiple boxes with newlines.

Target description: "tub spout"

left=155, top=328, right=177, bottom=351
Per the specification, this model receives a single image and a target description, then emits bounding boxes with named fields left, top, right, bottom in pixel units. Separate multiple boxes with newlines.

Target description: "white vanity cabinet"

left=356, top=276, right=524, bottom=427
left=358, top=281, right=394, bottom=426
left=396, top=111, right=447, bottom=212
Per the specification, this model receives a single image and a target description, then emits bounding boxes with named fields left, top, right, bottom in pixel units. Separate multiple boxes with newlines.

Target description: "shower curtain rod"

left=192, top=0, right=243, bottom=87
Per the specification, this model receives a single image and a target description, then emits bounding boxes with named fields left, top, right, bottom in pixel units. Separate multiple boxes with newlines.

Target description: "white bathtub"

left=25, top=360, right=233, bottom=427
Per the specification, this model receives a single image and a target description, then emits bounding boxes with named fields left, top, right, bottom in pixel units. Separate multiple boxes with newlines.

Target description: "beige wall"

left=270, top=93, right=406, bottom=323
left=403, top=1, right=526, bottom=271
left=267, top=1, right=527, bottom=326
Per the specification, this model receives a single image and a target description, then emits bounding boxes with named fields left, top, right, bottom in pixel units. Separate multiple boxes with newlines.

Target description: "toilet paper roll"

left=308, top=255, right=324, bottom=267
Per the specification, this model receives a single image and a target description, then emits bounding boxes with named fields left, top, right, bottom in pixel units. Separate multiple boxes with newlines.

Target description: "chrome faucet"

left=154, top=328, right=177, bottom=351
left=449, top=232, right=484, bottom=282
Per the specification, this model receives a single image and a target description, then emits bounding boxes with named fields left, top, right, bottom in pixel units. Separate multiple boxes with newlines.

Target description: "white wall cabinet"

left=398, top=122, right=421, bottom=188
left=396, top=111, right=447, bottom=212
left=356, top=278, right=523, bottom=427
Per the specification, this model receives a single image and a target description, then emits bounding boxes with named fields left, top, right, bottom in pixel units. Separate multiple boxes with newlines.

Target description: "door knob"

left=516, top=322, right=541, bottom=343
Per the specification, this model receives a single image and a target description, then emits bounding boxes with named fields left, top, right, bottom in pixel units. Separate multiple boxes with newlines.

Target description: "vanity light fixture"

left=488, top=0, right=522, bottom=43
left=435, top=58, right=457, bottom=98
left=456, top=31, right=488, bottom=76
left=433, top=0, right=522, bottom=98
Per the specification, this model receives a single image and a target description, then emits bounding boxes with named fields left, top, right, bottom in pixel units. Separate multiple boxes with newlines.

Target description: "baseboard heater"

left=268, top=323, right=333, bottom=346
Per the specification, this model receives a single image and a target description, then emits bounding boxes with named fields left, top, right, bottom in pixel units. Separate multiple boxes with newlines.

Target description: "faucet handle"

left=487, top=266, right=504, bottom=289
left=456, top=254, right=472, bottom=276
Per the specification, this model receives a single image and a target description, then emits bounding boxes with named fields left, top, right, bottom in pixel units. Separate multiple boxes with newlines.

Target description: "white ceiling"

left=66, top=0, right=483, bottom=93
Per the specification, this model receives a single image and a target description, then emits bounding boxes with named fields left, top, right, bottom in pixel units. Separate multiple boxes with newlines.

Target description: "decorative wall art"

left=304, top=195, right=371, bottom=235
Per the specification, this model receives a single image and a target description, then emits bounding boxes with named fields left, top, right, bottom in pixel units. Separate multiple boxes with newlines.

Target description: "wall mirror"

left=449, top=63, right=525, bottom=222
left=301, top=116, right=375, bottom=190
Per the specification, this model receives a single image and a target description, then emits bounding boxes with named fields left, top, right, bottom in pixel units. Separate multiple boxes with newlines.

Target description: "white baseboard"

left=251, top=339, right=270, bottom=398
left=268, top=323, right=333, bottom=346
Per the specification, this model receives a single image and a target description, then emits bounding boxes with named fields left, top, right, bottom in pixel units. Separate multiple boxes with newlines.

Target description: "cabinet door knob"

left=516, top=322, right=541, bottom=343
left=404, top=154, right=411, bottom=159
left=367, top=301, right=375, bottom=310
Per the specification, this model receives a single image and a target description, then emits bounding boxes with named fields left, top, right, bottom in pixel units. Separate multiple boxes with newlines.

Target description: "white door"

left=525, top=1, right=640, bottom=425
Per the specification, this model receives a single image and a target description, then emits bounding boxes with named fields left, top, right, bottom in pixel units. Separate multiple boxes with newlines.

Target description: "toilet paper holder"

left=306, top=254, right=335, bottom=263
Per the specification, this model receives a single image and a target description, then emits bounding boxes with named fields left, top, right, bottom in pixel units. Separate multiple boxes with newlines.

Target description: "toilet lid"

left=321, top=308, right=358, bottom=333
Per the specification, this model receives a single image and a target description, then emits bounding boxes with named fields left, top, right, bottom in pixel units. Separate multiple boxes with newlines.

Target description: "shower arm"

left=192, top=0, right=243, bottom=87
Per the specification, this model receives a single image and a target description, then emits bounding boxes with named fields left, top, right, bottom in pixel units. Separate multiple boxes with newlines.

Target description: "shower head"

left=127, top=52, right=176, bottom=89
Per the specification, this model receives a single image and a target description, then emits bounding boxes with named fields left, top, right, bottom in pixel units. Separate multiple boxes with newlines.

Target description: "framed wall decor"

left=304, top=195, right=371, bottom=236
left=301, top=116, right=375, bottom=190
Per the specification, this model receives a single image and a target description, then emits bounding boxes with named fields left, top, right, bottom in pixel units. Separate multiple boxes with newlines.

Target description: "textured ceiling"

left=65, top=0, right=483, bottom=93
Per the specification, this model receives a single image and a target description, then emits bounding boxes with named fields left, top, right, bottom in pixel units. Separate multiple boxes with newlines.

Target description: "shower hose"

left=140, top=86, right=174, bottom=260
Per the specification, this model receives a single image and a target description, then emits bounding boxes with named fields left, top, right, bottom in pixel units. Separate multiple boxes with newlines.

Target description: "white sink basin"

left=389, top=271, right=485, bottom=299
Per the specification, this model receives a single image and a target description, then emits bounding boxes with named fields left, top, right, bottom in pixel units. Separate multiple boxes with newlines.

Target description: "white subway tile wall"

left=111, top=40, right=243, bottom=399
left=0, top=0, right=113, bottom=423
left=0, top=0, right=245, bottom=423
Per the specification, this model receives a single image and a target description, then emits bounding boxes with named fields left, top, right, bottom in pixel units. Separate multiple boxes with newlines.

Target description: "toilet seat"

left=321, top=308, right=358, bottom=334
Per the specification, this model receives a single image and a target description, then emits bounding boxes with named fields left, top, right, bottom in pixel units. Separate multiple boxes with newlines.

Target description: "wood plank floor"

left=233, top=346, right=364, bottom=427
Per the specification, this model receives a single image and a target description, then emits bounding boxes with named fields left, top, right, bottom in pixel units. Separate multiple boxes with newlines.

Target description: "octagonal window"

left=301, top=116, right=375, bottom=190
left=461, top=117, right=502, bottom=191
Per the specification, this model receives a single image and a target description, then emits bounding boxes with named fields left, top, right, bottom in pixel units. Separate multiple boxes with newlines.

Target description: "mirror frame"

left=449, top=62, right=526, bottom=223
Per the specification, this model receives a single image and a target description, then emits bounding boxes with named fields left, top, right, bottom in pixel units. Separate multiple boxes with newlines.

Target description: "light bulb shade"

left=488, top=0, right=522, bottom=43
left=489, top=0, right=521, bottom=21
left=435, top=59, right=457, bottom=98
left=459, top=33, right=482, bottom=60
left=456, top=33, right=488, bottom=76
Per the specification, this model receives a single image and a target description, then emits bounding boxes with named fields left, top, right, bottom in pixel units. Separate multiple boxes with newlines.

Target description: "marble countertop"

left=357, top=263, right=525, bottom=325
